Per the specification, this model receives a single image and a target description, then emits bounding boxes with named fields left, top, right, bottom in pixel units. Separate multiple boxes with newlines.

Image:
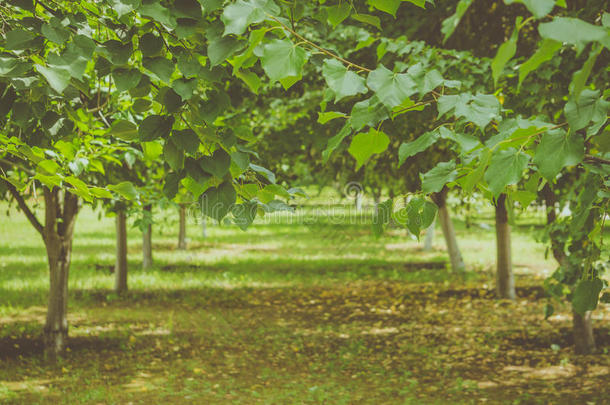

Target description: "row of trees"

left=1, top=0, right=608, bottom=358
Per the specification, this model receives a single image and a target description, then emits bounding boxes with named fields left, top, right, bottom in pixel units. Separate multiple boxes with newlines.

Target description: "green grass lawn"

left=0, top=201, right=608, bottom=404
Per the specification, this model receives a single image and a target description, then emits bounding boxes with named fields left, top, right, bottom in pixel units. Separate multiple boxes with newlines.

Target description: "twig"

left=266, top=14, right=372, bottom=73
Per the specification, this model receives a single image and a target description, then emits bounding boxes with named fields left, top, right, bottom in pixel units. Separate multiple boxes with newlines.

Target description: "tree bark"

left=573, top=311, right=596, bottom=354
left=178, top=204, right=187, bottom=250
left=115, top=209, right=128, bottom=294
left=42, top=188, right=79, bottom=360
left=495, top=194, right=515, bottom=300
left=142, top=205, right=153, bottom=270
left=542, top=185, right=596, bottom=354
left=431, top=188, right=465, bottom=272
left=423, top=218, right=435, bottom=251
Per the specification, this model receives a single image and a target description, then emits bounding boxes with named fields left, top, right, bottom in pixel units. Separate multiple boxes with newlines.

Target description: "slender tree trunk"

left=423, top=218, right=435, bottom=251
left=201, top=217, right=207, bottom=239
left=573, top=311, right=596, bottom=354
left=431, top=188, right=465, bottom=272
left=495, top=194, right=515, bottom=300
left=142, top=205, right=153, bottom=270
left=115, top=210, right=128, bottom=295
left=42, top=189, right=79, bottom=360
left=542, top=185, right=596, bottom=354
left=178, top=204, right=187, bottom=250
left=355, top=191, right=363, bottom=212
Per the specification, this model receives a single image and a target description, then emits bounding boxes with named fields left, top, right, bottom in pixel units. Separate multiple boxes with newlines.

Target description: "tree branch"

left=266, top=14, right=372, bottom=73
left=584, top=155, right=610, bottom=165
left=2, top=178, right=45, bottom=235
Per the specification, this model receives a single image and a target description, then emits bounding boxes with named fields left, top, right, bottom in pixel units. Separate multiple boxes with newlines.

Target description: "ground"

left=0, top=198, right=608, bottom=404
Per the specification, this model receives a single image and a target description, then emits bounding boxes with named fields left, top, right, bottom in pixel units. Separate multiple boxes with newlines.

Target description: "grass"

left=0, top=199, right=608, bottom=404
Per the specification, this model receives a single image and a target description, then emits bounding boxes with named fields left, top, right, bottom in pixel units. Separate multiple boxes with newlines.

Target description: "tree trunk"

left=115, top=210, right=128, bottom=294
left=201, top=217, right=207, bottom=239
left=495, top=194, right=515, bottom=300
left=355, top=191, right=363, bottom=212
left=423, top=218, right=435, bottom=251
left=573, top=311, right=596, bottom=354
left=42, top=189, right=79, bottom=360
left=542, top=185, right=596, bottom=354
left=431, top=189, right=465, bottom=272
left=178, top=205, right=187, bottom=250
left=142, top=205, right=153, bottom=270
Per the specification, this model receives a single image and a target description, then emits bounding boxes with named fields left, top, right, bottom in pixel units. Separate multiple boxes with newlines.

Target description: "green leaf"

left=102, top=40, right=132, bottom=65
left=485, top=148, right=530, bottom=196
left=111, top=0, right=141, bottom=18
left=139, top=115, right=174, bottom=142
left=372, top=198, right=393, bottom=237
left=65, top=176, right=92, bottom=202
left=398, top=130, right=440, bottom=166
left=201, top=182, right=236, bottom=221
left=200, top=149, right=231, bottom=178
left=322, top=122, right=351, bottom=163
left=518, top=39, right=562, bottom=89
left=438, top=126, right=480, bottom=151
left=570, top=44, right=602, bottom=100
left=322, top=59, right=367, bottom=102
left=161, top=87, right=184, bottom=114
left=441, top=0, right=473, bottom=44
left=235, top=70, right=262, bottom=94
left=172, top=78, right=197, bottom=100
left=112, top=68, right=142, bottom=92
left=504, top=0, right=554, bottom=19
left=208, top=36, right=246, bottom=66
left=37, top=159, right=61, bottom=175
left=438, top=93, right=501, bottom=130
left=109, top=120, right=138, bottom=141
left=108, top=181, right=138, bottom=200
left=368, top=0, right=400, bottom=17
left=172, top=129, right=199, bottom=154
left=572, top=278, right=603, bottom=315
left=350, top=97, right=389, bottom=131
left=177, top=54, right=202, bottom=77
left=395, top=198, right=437, bottom=238
left=163, top=139, right=184, bottom=170
left=366, top=65, right=416, bottom=109
left=510, top=190, right=537, bottom=208
left=221, top=0, right=279, bottom=36
left=185, top=158, right=212, bottom=184
left=326, top=3, right=351, bottom=27
left=421, top=161, right=457, bottom=194
left=533, top=129, right=584, bottom=180
left=539, top=17, right=608, bottom=46
left=139, top=1, right=176, bottom=28
left=89, top=187, right=113, bottom=199
left=5, top=29, right=36, bottom=50
left=260, top=39, right=309, bottom=82
left=491, top=17, right=521, bottom=87
left=351, top=13, right=381, bottom=30
left=318, top=111, right=347, bottom=124
left=142, top=141, right=163, bottom=161
left=348, top=128, right=390, bottom=169
left=249, top=163, right=276, bottom=183
left=231, top=201, right=257, bottom=230
left=41, top=22, right=70, bottom=45
left=163, top=172, right=181, bottom=199
left=139, top=33, right=164, bottom=57
left=564, top=89, right=610, bottom=134
left=142, top=57, right=175, bottom=83
left=35, top=64, right=70, bottom=93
